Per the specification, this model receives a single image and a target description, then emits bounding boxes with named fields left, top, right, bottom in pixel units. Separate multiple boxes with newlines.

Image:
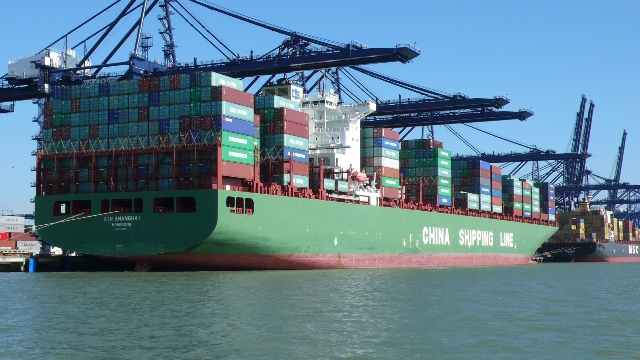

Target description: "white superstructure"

left=299, top=90, right=376, bottom=173
left=7, top=49, right=91, bottom=80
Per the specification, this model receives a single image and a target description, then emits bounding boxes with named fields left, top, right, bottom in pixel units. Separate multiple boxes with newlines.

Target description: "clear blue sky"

left=1, top=0, right=638, bottom=215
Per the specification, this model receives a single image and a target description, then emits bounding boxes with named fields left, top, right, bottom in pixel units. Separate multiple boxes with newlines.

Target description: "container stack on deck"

left=361, top=128, right=401, bottom=199
left=536, top=182, right=556, bottom=221
left=400, top=139, right=452, bottom=206
left=255, top=96, right=310, bottom=188
left=452, top=159, right=495, bottom=212
left=520, top=179, right=534, bottom=218
left=502, top=175, right=523, bottom=216
left=548, top=204, right=640, bottom=243
left=39, top=71, right=263, bottom=194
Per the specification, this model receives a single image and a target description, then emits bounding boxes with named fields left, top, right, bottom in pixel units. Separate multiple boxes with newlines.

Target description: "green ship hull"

left=35, top=189, right=558, bottom=270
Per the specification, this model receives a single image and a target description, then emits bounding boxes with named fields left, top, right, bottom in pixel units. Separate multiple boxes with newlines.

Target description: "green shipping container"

left=492, top=205, right=503, bottom=214
left=323, top=178, right=336, bottom=191
left=220, top=146, right=254, bottom=165
left=336, top=180, right=349, bottom=193
left=273, top=174, right=309, bottom=188
left=263, top=134, right=309, bottom=150
left=465, top=200, right=480, bottom=210
left=480, top=202, right=492, bottom=212
left=221, top=131, right=257, bottom=152
left=381, top=177, right=400, bottom=189
left=373, top=147, right=399, bottom=160
left=211, top=101, right=254, bottom=122
left=256, top=95, right=300, bottom=111
left=455, top=192, right=480, bottom=202
left=201, top=71, right=244, bottom=90
left=423, top=167, right=451, bottom=179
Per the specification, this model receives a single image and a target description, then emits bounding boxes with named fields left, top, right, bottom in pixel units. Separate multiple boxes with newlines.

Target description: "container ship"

left=534, top=200, right=640, bottom=263
left=29, top=51, right=558, bottom=270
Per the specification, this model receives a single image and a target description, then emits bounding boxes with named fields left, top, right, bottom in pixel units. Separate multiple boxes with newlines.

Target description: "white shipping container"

left=0, top=224, right=24, bottom=233
left=17, top=240, right=42, bottom=255
left=373, top=157, right=399, bottom=170
left=0, top=215, right=25, bottom=225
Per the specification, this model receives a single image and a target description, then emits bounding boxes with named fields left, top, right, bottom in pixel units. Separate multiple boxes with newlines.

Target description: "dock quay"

left=0, top=252, right=134, bottom=272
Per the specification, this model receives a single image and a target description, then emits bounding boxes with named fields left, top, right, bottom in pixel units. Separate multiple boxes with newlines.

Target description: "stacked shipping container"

left=39, top=71, right=260, bottom=194
left=549, top=206, right=640, bottom=243
left=362, top=128, right=401, bottom=199
left=400, top=139, right=451, bottom=206
left=502, top=175, right=523, bottom=216
left=255, top=97, right=310, bottom=188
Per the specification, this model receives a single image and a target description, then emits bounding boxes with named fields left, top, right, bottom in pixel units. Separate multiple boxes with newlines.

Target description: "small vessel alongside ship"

left=534, top=199, right=640, bottom=263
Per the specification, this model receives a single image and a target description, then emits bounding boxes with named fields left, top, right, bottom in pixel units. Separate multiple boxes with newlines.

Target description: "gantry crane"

left=1, top=0, right=548, bottom=180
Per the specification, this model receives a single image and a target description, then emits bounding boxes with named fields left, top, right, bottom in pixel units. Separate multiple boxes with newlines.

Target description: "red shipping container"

left=212, top=86, right=254, bottom=108
left=491, top=180, right=501, bottom=190
left=522, top=196, right=532, bottom=203
left=505, top=194, right=523, bottom=203
left=170, top=74, right=181, bottom=89
left=490, top=165, right=502, bottom=175
left=374, top=166, right=399, bottom=179
left=541, top=213, right=549, bottom=221
left=254, top=114, right=261, bottom=127
left=522, top=182, right=532, bottom=190
left=71, top=98, right=81, bottom=113
left=199, top=116, right=212, bottom=130
left=211, top=161, right=255, bottom=181
left=479, top=169, right=491, bottom=179
left=504, top=209, right=523, bottom=217
left=138, top=78, right=150, bottom=93
left=272, top=120, right=308, bottom=138
left=381, top=186, right=400, bottom=199
left=138, top=107, right=150, bottom=122
left=274, top=108, right=308, bottom=126
left=0, top=232, right=10, bottom=241
left=179, top=116, right=200, bottom=132
left=0, top=240, right=16, bottom=249
left=262, top=161, right=308, bottom=176
left=492, top=197, right=503, bottom=206
left=373, top=128, right=399, bottom=141
left=532, top=212, right=541, bottom=219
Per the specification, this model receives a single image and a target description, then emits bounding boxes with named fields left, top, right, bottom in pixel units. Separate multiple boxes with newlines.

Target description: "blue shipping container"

left=211, top=116, right=254, bottom=137
left=491, top=189, right=501, bottom=198
left=438, top=195, right=452, bottom=206
left=372, top=137, right=400, bottom=151
left=266, top=146, right=309, bottom=163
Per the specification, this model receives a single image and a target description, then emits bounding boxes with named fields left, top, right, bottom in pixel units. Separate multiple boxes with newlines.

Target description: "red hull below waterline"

left=100, top=253, right=536, bottom=271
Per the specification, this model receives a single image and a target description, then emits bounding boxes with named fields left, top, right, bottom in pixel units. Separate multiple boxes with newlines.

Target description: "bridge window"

left=154, top=197, right=174, bottom=213
left=177, top=197, right=196, bottom=213
left=112, top=199, right=132, bottom=213
left=72, top=200, right=91, bottom=215
left=226, top=196, right=235, bottom=208
left=53, top=201, right=71, bottom=216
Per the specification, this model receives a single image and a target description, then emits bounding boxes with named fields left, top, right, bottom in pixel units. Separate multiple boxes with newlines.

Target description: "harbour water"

left=1, top=263, right=638, bottom=359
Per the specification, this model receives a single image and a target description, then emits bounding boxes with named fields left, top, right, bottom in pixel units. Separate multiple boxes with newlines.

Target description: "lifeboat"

left=351, top=171, right=368, bottom=182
